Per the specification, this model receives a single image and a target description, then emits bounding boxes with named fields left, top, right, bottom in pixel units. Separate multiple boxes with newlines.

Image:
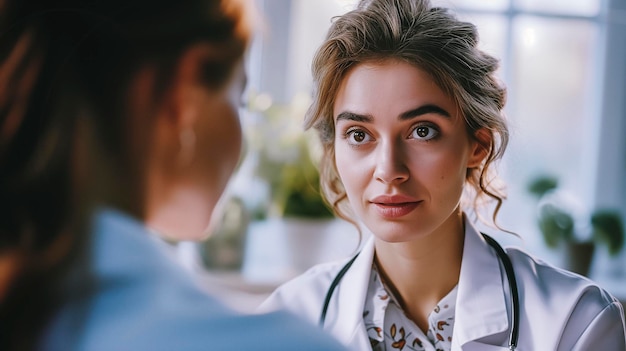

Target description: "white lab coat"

left=260, top=219, right=626, bottom=351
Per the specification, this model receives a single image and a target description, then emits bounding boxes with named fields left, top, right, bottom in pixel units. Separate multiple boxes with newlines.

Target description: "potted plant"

left=254, top=131, right=333, bottom=220
left=247, top=94, right=336, bottom=271
left=199, top=195, right=251, bottom=271
left=528, top=175, right=625, bottom=276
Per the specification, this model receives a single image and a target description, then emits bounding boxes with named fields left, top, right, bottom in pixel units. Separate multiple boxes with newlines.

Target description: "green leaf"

left=528, top=175, right=558, bottom=199
left=537, top=204, right=574, bottom=248
left=591, top=210, right=624, bottom=256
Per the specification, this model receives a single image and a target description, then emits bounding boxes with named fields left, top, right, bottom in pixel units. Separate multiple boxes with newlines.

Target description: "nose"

left=373, top=139, right=409, bottom=184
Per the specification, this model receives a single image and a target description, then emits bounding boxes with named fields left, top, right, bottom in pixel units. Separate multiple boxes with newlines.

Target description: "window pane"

left=456, top=13, right=508, bottom=75
left=333, top=0, right=359, bottom=12
left=514, top=0, right=600, bottom=17
left=432, top=0, right=509, bottom=12
left=499, top=16, right=599, bottom=254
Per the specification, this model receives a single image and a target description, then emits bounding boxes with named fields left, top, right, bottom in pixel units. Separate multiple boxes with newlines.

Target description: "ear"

left=160, top=43, right=217, bottom=132
left=467, top=128, right=492, bottom=168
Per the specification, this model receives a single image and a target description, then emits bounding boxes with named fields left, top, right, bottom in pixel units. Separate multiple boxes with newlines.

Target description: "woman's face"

left=333, top=60, right=482, bottom=242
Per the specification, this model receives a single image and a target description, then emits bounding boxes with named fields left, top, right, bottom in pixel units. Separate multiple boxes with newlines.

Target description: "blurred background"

left=175, top=0, right=626, bottom=312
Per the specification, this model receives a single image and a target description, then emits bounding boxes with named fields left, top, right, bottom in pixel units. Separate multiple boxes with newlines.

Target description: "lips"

left=370, top=195, right=421, bottom=218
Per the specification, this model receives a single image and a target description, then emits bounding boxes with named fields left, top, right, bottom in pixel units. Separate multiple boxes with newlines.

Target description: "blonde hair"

left=305, top=0, right=509, bottom=228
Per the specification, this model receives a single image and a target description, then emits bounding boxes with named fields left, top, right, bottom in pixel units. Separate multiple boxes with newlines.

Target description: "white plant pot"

left=242, top=217, right=362, bottom=284
left=279, top=217, right=336, bottom=272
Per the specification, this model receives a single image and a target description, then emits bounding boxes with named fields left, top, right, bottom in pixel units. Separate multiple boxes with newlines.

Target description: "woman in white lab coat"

left=260, top=0, right=626, bottom=350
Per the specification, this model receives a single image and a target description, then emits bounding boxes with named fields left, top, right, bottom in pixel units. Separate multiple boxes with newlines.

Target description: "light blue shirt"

left=40, top=208, right=346, bottom=351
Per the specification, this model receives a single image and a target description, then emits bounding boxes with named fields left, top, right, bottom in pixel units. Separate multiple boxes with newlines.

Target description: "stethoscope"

left=319, top=233, right=520, bottom=351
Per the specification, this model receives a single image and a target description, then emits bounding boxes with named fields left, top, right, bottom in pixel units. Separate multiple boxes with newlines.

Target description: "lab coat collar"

left=330, top=218, right=510, bottom=350
left=453, top=219, right=509, bottom=349
left=332, top=234, right=376, bottom=349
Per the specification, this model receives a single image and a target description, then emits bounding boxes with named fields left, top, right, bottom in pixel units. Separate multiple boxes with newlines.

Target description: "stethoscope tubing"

left=319, top=233, right=519, bottom=350
left=481, top=234, right=520, bottom=350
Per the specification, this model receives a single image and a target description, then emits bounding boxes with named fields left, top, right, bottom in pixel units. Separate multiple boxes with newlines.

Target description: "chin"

left=365, top=220, right=427, bottom=243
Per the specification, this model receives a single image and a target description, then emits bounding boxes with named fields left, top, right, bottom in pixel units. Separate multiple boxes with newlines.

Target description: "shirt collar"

left=89, top=207, right=185, bottom=281
left=365, top=264, right=459, bottom=350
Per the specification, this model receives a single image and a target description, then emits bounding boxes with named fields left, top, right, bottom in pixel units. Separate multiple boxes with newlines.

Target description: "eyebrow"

left=335, top=111, right=373, bottom=123
left=335, top=104, right=451, bottom=123
left=399, top=104, right=451, bottom=120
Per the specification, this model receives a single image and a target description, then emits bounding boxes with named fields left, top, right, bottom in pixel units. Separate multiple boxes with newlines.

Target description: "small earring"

left=178, top=128, right=196, bottom=167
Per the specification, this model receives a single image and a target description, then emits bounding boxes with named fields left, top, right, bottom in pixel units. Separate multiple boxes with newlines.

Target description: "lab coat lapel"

left=326, top=236, right=376, bottom=349
left=453, top=220, right=510, bottom=350
left=324, top=222, right=511, bottom=350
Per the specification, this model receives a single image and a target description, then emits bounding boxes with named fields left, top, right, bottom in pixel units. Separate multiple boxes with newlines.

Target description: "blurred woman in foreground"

left=0, top=0, right=346, bottom=350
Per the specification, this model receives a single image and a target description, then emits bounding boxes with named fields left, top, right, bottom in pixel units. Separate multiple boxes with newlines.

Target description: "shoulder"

left=137, top=308, right=348, bottom=351
left=505, top=246, right=617, bottom=305
left=40, top=210, right=347, bottom=351
left=505, top=247, right=626, bottom=348
left=43, top=268, right=346, bottom=351
left=504, top=246, right=623, bottom=326
left=281, top=257, right=353, bottom=291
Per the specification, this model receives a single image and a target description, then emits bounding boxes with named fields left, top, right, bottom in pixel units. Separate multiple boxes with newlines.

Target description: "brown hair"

left=306, top=0, right=509, bottom=229
left=0, top=0, right=250, bottom=349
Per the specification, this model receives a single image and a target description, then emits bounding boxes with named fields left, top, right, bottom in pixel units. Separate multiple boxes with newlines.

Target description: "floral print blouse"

left=363, top=264, right=458, bottom=351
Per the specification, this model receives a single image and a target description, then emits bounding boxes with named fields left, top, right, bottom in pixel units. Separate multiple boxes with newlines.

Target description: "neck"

left=144, top=172, right=218, bottom=241
left=373, top=211, right=465, bottom=332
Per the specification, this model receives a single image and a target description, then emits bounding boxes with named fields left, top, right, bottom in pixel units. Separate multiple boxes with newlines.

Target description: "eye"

left=346, top=128, right=372, bottom=145
left=410, top=124, right=439, bottom=141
